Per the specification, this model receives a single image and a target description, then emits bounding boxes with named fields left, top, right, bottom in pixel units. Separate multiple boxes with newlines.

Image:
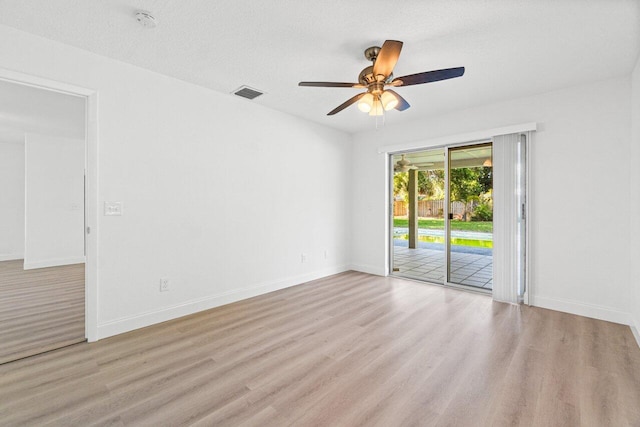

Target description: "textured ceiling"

left=0, top=0, right=638, bottom=134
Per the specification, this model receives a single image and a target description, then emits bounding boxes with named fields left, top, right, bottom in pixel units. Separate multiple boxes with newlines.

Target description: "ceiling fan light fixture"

left=357, top=93, right=374, bottom=112
left=381, top=90, right=399, bottom=111
left=369, top=97, right=384, bottom=116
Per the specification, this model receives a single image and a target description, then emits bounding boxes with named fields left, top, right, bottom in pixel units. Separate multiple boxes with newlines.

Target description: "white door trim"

left=0, top=68, right=99, bottom=342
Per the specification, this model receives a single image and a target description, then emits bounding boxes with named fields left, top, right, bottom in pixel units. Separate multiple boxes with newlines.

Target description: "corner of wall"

left=349, top=263, right=386, bottom=276
left=632, top=321, right=640, bottom=350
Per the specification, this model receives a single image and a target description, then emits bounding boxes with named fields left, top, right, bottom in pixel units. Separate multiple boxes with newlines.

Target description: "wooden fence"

left=394, top=200, right=469, bottom=218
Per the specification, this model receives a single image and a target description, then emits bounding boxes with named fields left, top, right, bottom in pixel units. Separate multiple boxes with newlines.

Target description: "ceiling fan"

left=394, top=155, right=418, bottom=172
left=299, top=40, right=465, bottom=116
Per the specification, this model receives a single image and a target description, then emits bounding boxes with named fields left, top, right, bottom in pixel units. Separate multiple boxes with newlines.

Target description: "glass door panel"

left=447, top=144, right=493, bottom=289
left=391, top=148, right=445, bottom=283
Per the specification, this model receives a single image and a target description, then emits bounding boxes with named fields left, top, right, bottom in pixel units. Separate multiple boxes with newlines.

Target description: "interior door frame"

left=0, top=68, right=99, bottom=341
left=388, top=139, right=495, bottom=295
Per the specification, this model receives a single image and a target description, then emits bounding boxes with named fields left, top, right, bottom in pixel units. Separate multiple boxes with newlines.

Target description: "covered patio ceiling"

left=392, top=145, right=492, bottom=171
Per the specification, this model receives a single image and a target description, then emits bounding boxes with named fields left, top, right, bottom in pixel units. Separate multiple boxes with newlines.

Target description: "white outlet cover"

left=104, top=201, right=123, bottom=216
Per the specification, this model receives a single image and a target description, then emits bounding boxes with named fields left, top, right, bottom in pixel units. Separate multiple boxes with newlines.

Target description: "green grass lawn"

left=393, top=217, right=493, bottom=233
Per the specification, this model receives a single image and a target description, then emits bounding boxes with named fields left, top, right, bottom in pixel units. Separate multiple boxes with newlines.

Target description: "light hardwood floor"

left=0, top=260, right=85, bottom=364
left=1, top=271, right=639, bottom=426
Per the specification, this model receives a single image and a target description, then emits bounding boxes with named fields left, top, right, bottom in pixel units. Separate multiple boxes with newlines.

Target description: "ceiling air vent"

left=232, top=86, right=264, bottom=100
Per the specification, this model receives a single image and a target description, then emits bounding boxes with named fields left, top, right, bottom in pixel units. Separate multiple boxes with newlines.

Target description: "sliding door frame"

left=444, top=141, right=493, bottom=294
left=388, top=139, right=496, bottom=296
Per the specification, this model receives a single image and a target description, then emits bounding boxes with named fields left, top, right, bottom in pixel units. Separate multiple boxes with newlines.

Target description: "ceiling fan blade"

left=327, top=92, right=366, bottom=115
left=299, top=81, right=365, bottom=88
left=372, top=40, right=403, bottom=79
left=392, top=67, right=465, bottom=87
left=386, top=89, right=410, bottom=111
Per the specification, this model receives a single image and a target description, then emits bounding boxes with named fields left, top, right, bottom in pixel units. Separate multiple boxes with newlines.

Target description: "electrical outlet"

left=301, top=253, right=307, bottom=263
left=324, top=250, right=329, bottom=259
left=160, top=278, right=169, bottom=292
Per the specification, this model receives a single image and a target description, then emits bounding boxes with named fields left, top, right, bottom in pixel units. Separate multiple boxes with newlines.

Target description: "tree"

left=477, top=166, right=492, bottom=194
left=393, top=172, right=409, bottom=202
left=395, top=166, right=492, bottom=221
left=422, top=169, right=445, bottom=199
left=393, top=170, right=445, bottom=202
left=450, top=168, right=483, bottom=221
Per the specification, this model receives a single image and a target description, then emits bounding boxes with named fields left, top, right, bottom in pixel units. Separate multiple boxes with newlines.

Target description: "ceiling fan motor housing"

left=358, top=68, right=393, bottom=91
left=358, top=66, right=375, bottom=85
left=360, top=45, right=394, bottom=89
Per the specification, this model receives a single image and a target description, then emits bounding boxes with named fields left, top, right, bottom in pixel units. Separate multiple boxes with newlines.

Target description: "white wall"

left=352, top=77, right=632, bottom=325
left=24, top=134, right=85, bottom=269
left=0, top=25, right=352, bottom=338
left=631, top=54, right=640, bottom=341
left=0, top=140, right=25, bottom=260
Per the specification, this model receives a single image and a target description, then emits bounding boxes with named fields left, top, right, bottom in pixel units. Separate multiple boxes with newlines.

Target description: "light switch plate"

left=104, top=201, right=123, bottom=216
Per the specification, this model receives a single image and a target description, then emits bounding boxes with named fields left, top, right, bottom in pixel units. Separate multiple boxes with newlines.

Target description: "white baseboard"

left=0, top=253, right=22, bottom=262
left=350, top=263, right=386, bottom=276
left=532, top=295, right=632, bottom=326
left=96, top=264, right=351, bottom=340
left=23, top=256, right=86, bottom=270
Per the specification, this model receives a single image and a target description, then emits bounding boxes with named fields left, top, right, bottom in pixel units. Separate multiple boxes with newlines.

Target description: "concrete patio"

left=392, top=243, right=493, bottom=289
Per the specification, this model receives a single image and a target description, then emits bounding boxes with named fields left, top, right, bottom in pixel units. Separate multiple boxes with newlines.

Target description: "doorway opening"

left=0, top=77, right=90, bottom=363
left=390, top=142, right=493, bottom=291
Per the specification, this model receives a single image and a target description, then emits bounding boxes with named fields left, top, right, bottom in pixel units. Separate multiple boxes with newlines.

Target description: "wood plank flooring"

left=1, top=271, right=639, bottom=426
left=0, top=260, right=85, bottom=364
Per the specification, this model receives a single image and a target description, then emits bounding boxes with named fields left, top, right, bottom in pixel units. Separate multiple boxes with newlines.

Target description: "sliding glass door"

left=446, top=144, right=493, bottom=290
left=391, top=149, right=446, bottom=283
left=390, top=142, right=495, bottom=292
